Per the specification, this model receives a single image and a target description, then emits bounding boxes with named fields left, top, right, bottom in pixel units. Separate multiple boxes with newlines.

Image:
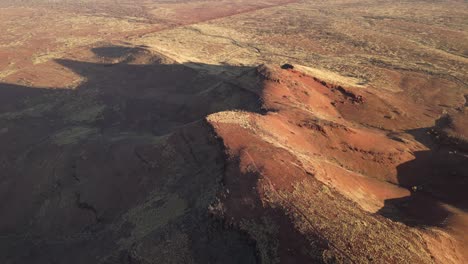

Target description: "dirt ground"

left=0, top=0, right=467, bottom=263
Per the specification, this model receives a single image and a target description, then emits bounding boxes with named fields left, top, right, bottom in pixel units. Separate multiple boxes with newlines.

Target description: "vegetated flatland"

left=0, top=0, right=467, bottom=263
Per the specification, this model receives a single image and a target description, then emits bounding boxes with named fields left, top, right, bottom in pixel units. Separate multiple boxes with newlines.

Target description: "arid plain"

left=0, top=0, right=467, bottom=263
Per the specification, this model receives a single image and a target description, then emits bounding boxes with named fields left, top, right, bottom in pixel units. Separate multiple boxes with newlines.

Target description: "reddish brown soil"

left=208, top=65, right=467, bottom=263
left=0, top=42, right=466, bottom=262
left=148, top=0, right=298, bottom=26
left=1, top=1, right=466, bottom=263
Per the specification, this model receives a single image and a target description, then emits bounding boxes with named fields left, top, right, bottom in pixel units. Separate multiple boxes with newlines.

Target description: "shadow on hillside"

left=378, top=126, right=468, bottom=227
left=0, top=45, right=262, bottom=136
left=0, top=45, right=265, bottom=264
